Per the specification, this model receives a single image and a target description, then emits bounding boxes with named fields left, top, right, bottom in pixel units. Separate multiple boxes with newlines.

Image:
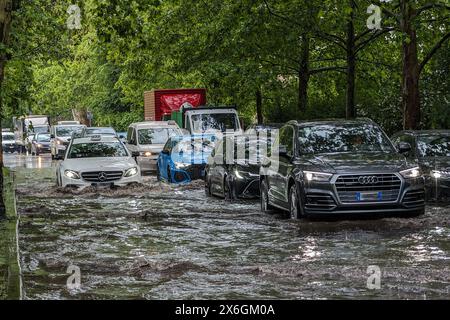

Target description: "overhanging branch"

left=419, top=31, right=450, bottom=74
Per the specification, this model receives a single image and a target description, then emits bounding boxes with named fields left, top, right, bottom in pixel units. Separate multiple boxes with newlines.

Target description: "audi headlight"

left=124, top=167, right=138, bottom=177
left=37, top=143, right=42, bottom=148
left=304, top=171, right=332, bottom=182
left=57, top=140, right=61, bottom=145
left=400, top=167, right=420, bottom=179
left=64, top=170, right=80, bottom=179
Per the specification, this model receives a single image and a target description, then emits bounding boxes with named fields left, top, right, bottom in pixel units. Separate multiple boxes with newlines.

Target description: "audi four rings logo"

left=98, top=172, right=107, bottom=181
left=358, top=176, right=379, bottom=184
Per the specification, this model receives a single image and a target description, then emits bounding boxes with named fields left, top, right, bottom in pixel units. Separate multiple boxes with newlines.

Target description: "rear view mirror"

left=397, top=142, right=412, bottom=154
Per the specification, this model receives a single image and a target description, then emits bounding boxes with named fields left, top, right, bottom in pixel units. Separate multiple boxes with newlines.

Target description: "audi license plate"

left=356, top=192, right=382, bottom=201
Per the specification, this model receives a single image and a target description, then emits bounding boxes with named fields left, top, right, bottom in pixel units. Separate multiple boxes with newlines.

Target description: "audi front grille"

left=335, top=174, right=401, bottom=203
left=81, top=171, right=123, bottom=183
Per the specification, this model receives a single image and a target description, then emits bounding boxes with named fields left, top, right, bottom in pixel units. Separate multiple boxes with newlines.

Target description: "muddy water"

left=14, top=166, right=450, bottom=299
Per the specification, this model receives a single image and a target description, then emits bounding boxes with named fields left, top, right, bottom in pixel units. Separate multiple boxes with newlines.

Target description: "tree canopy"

left=1, top=0, right=449, bottom=133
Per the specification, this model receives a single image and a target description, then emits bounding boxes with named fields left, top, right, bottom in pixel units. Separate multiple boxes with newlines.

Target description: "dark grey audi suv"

left=260, top=119, right=425, bottom=219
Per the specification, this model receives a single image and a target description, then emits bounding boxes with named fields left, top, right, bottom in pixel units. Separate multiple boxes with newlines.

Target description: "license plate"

left=356, top=192, right=382, bottom=201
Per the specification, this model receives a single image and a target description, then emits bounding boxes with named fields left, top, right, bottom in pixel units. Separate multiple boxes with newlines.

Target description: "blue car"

left=157, top=134, right=216, bottom=183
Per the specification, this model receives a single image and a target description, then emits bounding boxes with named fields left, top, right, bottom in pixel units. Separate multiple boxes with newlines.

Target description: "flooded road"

left=7, top=153, right=450, bottom=299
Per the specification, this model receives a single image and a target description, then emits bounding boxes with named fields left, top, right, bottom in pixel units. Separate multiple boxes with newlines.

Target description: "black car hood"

left=299, top=152, right=410, bottom=173
left=419, top=157, right=450, bottom=173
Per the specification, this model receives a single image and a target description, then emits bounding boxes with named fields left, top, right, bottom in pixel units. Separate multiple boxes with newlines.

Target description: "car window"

left=297, top=123, right=394, bottom=155
left=68, top=142, right=128, bottom=158
left=417, top=134, right=450, bottom=157
left=162, top=139, right=173, bottom=153
left=280, top=126, right=294, bottom=157
left=191, top=113, right=238, bottom=133
left=2, top=134, right=15, bottom=141
left=138, top=128, right=177, bottom=145
left=56, top=126, right=84, bottom=137
left=36, top=134, right=51, bottom=142
left=85, top=128, right=116, bottom=135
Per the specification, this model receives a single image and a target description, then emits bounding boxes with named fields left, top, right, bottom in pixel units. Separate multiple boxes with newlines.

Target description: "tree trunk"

left=298, top=34, right=310, bottom=112
left=255, top=89, right=263, bottom=125
left=72, top=109, right=90, bottom=126
left=400, top=0, right=420, bottom=130
left=0, top=0, right=13, bottom=218
left=346, top=0, right=356, bottom=119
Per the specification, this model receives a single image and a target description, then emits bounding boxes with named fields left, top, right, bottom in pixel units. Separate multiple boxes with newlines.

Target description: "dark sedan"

left=205, top=136, right=262, bottom=199
left=31, top=133, right=51, bottom=155
left=260, top=119, right=425, bottom=219
left=392, top=130, right=450, bottom=201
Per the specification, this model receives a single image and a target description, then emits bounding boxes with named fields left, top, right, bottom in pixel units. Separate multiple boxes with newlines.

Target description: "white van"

left=126, top=121, right=183, bottom=172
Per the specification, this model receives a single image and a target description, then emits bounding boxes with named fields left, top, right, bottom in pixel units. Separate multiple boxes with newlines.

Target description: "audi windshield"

left=297, top=123, right=394, bottom=155
left=68, top=142, right=128, bottom=158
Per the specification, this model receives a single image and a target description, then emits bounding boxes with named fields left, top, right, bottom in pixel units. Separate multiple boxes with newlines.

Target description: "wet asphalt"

left=4, top=153, right=450, bottom=299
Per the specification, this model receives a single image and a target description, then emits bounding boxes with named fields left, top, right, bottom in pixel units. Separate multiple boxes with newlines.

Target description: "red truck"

left=143, top=88, right=207, bottom=121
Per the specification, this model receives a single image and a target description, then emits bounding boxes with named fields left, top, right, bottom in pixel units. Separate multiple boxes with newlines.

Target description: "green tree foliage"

left=1, top=0, right=449, bottom=132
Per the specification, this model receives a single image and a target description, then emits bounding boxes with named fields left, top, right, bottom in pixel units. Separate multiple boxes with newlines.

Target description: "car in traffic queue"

left=80, top=127, right=117, bottom=138
left=50, top=124, right=86, bottom=159
left=31, top=132, right=51, bottom=155
left=391, top=130, right=450, bottom=201
left=56, top=135, right=142, bottom=188
left=205, top=135, right=271, bottom=199
left=125, top=121, right=183, bottom=173
left=157, top=134, right=215, bottom=183
left=260, top=119, right=426, bottom=219
left=2, top=131, right=17, bottom=153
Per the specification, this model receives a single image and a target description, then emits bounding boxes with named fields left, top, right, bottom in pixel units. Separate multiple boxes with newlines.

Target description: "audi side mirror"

left=397, top=142, right=412, bottom=154
left=50, top=134, right=55, bottom=139
left=131, top=151, right=140, bottom=157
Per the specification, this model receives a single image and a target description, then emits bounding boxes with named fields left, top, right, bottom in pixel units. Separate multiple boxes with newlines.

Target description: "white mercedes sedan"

left=56, top=135, right=142, bottom=187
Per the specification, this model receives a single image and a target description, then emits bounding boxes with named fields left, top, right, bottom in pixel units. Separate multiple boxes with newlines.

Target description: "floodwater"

left=6, top=154, right=450, bottom=299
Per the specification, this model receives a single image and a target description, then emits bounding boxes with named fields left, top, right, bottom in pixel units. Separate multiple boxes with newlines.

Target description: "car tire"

left=223, top=176, right=232, bottom=200
left=56, top=172, right=61, bottom=187
left=289, top=184, right=302, bottom=220
left=156, top=165, right=161, bottom=182
left=260, top=179, right=274, bottom=213
left=205, top=174, right=212, bottom=197
left=167, top=166, right=172, bottom=183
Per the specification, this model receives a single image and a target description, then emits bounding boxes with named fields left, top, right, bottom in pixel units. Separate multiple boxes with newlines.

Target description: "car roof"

left=72, top=136, right=120, bottom=144
left=287, top=118, right=375, bottom=127
left=84, top=127, right=115, bottom=130
left=396, top=130, right=450, bottom=136
left=129, top=121, right=180, bottom=128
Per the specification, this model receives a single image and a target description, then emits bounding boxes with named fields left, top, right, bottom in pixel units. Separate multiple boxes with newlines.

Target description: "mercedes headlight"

left=400, top=167, right=420, bottom=179
left=304, top=171, right=332, bottom=182
left=64, top=170, right=80, bottom=179
left=140, top=151, right=152, bottom=157
left=124, top=167, right=138, bottom=177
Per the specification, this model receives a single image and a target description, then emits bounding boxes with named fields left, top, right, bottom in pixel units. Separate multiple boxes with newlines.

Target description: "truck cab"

left=182, top=107, right=243, bottom=136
